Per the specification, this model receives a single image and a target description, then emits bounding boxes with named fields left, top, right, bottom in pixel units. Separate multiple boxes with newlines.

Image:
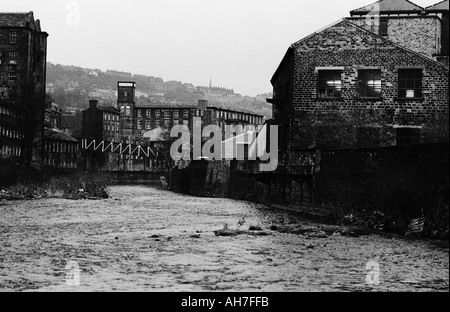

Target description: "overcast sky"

left=2, top=0, right=441, bottom=96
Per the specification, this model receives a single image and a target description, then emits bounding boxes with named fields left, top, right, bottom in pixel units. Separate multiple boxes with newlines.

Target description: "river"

left=0, top=185, right=448, bottom=292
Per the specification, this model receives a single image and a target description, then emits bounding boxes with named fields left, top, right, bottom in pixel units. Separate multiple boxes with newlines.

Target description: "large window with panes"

left=357, top=69, right=381, bottom=98
left=10, top=32, right=17, bottom=44
left=398, top=69, right=422, bottom=99
left=318, top=70, right=342, bottom=98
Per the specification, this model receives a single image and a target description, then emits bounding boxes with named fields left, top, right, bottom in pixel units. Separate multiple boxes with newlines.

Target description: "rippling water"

left=0, top=185, right=448, bottom=292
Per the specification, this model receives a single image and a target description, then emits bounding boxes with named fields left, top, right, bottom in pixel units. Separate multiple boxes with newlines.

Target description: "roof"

left=207, top=102, right=264, bottom=117
left=350, top=0, right=424, bottom=15
left=98, top=106, right=120, bottom=114
left=135, top=103, right=263, bottom=117
left=426, top=0, right=449, bottom=11
left=271, top=18, right=448, bottom=85
left=44, top=127, right=78, bottom=143
left=0, top=12, right=41, bottom=30
left=135, top=103, right=197, bottom=109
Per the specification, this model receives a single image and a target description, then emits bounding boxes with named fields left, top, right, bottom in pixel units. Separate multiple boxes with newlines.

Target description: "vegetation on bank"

left=0, top=161, right=111, bottom=200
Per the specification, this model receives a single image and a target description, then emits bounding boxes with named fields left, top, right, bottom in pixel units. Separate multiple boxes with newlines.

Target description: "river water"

left=0, top=185, right=448, bottom=292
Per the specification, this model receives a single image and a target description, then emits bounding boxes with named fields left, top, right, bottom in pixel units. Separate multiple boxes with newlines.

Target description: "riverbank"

left=0, top=164, right=111, bottom=200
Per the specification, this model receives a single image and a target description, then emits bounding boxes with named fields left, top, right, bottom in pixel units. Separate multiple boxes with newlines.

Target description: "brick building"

left=348, top=0, right=449, bottom=65
left=269, top=0, right=449, bottom=164
left=42, top=127, right=78, bottom=169
left=134, top=102, right=264, bottom=139
left=0, top=12, right=48, bottom=162
left=121, top=81, right=264, bottom=144
left=82, top=100, right=120, bottom=143
left=81, top=100, right=120, bottom=170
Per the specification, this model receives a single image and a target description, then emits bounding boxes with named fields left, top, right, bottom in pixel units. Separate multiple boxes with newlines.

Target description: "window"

left=124, top=106, right=131, bottom=116
left=164, top=110, right=170, bottom=119
left=137, top=109, right=142, bottom=118
left=146, top=109, right=151, bottom=118
left=398, top=69, right=422, bottom=99
left=318, top=70, right=342, bottom=98
left=9, top=52, right=18, bottom=64
left=358, top=70, right=381, bottom=98
left=10, top=32, right=17, bottom=44
left=137, top=120, right=142, bottom=130
left=183, top=110, right=189, bottom=119
left=8, top=73, right=17, bottom=82
left=173, top=110, right=179, bottom=119
left=379, top=18, right=388, bottom=36
left=155, top=110, right=160, bottom=118
left=145, top=120, right=151, bottom=129
left=396, top=127, right=421, bottom=146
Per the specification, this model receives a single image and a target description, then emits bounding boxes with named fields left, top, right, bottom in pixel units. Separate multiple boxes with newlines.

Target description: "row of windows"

left=215, top=110, right=263, bottom=124
left=103, top=112, right=119, bottom=121
left=137, top=109, right=190, bottom=120
left=317, top=68, right=423, bottom=99
left=0, top=105, right=17, bottom=117
left=135, top=108, right=263, bottom=124
left=0, top=51, right=18, bottom=64
left=43, top=154, right=78, bottom=169
left=44, top=141, right=78, bottom=154
left=0, top=32, right=18, bottom=45
left=0, top=126, right=21, bottom=139
left=104, top=124, right=120, bottom=132
left=0, top=144, right=21, bottom=158
left=136, top=119, right=189, bottom=130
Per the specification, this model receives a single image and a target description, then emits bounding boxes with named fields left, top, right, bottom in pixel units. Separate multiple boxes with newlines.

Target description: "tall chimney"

left=89, top=100, right=98, bottom=109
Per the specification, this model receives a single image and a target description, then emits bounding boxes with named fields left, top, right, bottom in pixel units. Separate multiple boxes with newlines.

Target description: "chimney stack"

left=198, top=99, right=208, bottom=110
left=89, top=100, right=98, bottom=109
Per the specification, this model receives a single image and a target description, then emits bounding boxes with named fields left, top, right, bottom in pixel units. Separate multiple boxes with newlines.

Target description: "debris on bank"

left=214, top=229, right=272, bottom=237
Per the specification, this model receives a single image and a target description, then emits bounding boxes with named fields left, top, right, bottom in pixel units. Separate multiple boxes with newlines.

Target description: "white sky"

left=2, top=0, right=441, bottom=96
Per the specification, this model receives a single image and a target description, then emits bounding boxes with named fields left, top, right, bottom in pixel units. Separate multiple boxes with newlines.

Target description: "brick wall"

left=350, top=16, right=441, bottom=59
left=277, top=19, right=449, bottom=150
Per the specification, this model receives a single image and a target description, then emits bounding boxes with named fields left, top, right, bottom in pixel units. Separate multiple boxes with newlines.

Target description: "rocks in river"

left=214, top=229, right=245, bottom=236
left=270, top=222, right=371, bottom=238
left=248, top=225, right=263, bottom=231
left=214, top=229, right=272, bottom=237
left=270, top=224, right=328, bottom=238
left=306, top=230, right=328, bottom=238
left=190, top=234, right=201, bottom=239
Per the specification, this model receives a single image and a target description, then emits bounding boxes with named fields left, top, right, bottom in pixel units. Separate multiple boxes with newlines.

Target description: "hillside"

left=45, top=62, right=273, bottom=118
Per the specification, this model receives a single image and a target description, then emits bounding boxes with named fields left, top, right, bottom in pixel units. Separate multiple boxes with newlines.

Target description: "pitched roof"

left=44, top=127, right=78, bottom=143
left=350, top=0, right=424, bottom=15
left=98, top=106, right=120, bottom=114
left=0, top=12, right=39, bottom=30
left=426, top=0, right=449, bottom=11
